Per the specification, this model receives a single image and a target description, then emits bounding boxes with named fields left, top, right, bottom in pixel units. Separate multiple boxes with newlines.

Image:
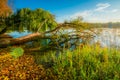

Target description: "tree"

left=0, top=0, right=12, bottom=34
left=12, top=8, right=57, bottom=32
left=0, top=0, right=12, bottom=17
left=0, top=7, right=94, bottom=52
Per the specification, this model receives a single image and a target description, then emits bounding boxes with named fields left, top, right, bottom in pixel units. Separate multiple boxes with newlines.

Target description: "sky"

left=13, top=0, right=120, bottom=23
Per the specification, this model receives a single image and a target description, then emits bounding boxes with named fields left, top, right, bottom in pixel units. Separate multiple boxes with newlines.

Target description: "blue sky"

left=14, top=0, right=120, bottom=23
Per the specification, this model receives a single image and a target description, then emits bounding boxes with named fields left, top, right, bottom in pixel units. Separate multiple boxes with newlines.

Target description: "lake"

left=93, top=28, right=120, bottom=49
left=9, top=28, right=120, bottom=49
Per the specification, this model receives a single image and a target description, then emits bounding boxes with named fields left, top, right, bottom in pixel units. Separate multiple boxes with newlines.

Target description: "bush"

left=10, top=47, right=24, bottom=58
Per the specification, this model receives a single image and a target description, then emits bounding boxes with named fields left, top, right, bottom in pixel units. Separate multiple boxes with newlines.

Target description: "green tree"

left=0, top=7, right=94, bottom=52
left=10, top=8, right=57, bottom=32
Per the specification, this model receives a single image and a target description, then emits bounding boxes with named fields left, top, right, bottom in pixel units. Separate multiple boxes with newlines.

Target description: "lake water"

left=9, top=30, right=32, bottom=38
left=93, top=28, right=120, bottom=49
left=8, top=28, right=120, bottom=49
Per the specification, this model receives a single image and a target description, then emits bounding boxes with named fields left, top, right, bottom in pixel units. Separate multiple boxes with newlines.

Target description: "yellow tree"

left=0, top=0, right=12, bottom=17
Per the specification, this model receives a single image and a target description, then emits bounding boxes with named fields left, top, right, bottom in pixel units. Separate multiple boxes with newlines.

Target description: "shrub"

left=10, top=47, right=24, bottom=58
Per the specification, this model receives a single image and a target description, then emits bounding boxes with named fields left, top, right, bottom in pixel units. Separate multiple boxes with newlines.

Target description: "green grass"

left=33, top=44, right=120, bottom=80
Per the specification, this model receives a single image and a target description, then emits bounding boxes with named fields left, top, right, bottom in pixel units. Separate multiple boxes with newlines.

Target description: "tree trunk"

left=0, top=32, right=46, bottom=48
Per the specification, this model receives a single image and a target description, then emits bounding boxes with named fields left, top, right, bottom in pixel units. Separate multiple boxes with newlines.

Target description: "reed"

left=34, top=44, right=120, bottom=80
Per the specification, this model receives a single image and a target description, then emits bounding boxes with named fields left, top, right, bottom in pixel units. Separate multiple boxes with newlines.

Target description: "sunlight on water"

left=8, top=28, right=120, bottom=49
left=93, top=28, right=120, bottom=48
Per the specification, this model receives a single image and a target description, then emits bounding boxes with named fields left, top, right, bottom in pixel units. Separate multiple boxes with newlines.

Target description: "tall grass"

left=34, top=44, right=120, bottom=80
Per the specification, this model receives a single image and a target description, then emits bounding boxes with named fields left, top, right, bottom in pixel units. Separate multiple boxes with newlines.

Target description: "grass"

left=33, top=44, right=120, bottom=80
left=0, top=44, right=120, bottom=80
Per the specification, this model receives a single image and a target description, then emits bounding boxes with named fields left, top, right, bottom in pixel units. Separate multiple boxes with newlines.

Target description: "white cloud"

left=111, top=9, right=119, bottom=13
left=70, top=10, right=92, bottom=19
left=56, top=10, right=92, bottom=22
left=87, top=10, right=120, bottom=23
left=57, top=3, right=120, bottom=23
left=95, top=3, right=111, bottom=12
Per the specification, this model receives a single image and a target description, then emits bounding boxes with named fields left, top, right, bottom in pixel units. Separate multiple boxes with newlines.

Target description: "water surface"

left=8, top=28, right=120, bottom=49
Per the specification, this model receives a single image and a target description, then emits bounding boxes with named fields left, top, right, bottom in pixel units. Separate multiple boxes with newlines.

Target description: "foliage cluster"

left=0, top=0, right=12, bottom=17
left=34, top=44, right=120, bottom=80
left=0, top=53, right=47, bottom=80
left=2, top=8, right=57, bottom=33
left=90, top=22, right=120, bottom=28
left=10, top=47, right=24, bottom=58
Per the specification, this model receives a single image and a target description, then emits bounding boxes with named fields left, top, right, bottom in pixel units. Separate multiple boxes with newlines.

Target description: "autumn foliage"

left=0, top=0, right=12, bottom=17
left=0, top=53, right=47, bottom=79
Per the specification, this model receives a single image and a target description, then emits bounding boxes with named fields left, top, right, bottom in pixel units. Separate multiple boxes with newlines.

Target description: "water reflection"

left=8, top=28, right=120, bottom=49
left=93, top=28, right=120, bottom=48
left=9, top=30, right=32, bottom=38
